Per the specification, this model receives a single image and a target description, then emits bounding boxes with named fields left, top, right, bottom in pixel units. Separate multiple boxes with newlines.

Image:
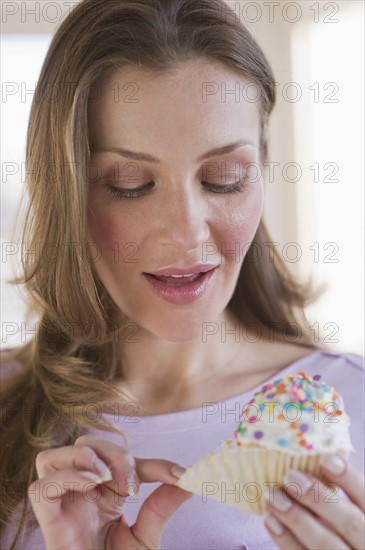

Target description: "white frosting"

left=232, top=372, right=354, bottom=455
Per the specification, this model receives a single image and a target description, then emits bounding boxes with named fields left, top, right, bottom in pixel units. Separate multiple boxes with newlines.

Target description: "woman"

left=1, top=0, right=364, bottom=548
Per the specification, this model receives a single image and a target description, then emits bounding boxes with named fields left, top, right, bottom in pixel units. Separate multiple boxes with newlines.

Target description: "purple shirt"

left=1, top=349, right=364, bottom=550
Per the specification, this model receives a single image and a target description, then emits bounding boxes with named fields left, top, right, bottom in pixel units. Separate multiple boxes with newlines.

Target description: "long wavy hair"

left=1, top=0, right=326, bottom=546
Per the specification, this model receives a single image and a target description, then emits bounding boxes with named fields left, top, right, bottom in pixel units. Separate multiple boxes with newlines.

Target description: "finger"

left=319, top=453, right=365, bottom=512
left=74, top=435, right=136, bottom=491
left=284, top=470, right=365, bottom=549
left=75, top=436, right=187, bottom=495
left=35, top=446, right=112, bottom=481
left=263, top=511, right=305, bottom=549
left=266, top=487, right=351, bottom=550
left=134, top=457, right=188, bottom=485
left=129, top=483, right=193, bottom=549
left=28, top=468, right=105, bottom=522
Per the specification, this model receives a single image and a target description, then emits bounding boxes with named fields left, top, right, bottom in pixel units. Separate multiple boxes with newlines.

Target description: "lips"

left=142, top=265, right=218, bottom=304
left=149, top=272, right=203, bottom=285
left=146, top=263, right=218, bottom=277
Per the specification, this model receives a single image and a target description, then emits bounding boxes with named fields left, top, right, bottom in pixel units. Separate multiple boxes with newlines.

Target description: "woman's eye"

left=202, top=178, right=247, bottom=194
left=105, top=182, right=154, bottom=198
left=104, top=177, right=247, bottom=199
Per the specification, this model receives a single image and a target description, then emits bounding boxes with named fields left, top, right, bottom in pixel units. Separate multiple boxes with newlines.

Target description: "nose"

left=157, top=181, right=210, bottom=251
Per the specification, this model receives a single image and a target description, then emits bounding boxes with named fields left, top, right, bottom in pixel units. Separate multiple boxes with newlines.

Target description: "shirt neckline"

left=103, top=348, right=324, bottom=430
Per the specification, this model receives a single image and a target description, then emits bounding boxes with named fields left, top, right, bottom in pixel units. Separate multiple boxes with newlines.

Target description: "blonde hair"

left=1, top=0, right=325, bottom=546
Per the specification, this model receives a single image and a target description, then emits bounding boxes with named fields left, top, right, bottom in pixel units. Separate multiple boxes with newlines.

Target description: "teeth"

left=170, top=273, right=196, bottom=278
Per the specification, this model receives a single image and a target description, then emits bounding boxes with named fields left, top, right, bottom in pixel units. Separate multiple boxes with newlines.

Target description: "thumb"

left=131, top=482, right=193, bottom=548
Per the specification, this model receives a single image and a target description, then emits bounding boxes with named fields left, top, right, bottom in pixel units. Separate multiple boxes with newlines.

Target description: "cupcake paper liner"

left=176, top=441, right=340, bottom=515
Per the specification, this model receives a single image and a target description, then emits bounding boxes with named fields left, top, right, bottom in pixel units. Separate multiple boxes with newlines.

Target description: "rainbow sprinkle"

left=234, top=371, right=346, bottom=452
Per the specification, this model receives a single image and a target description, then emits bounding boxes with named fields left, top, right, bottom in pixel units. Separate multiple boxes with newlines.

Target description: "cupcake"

left=176, top=371, right=354, bottom=515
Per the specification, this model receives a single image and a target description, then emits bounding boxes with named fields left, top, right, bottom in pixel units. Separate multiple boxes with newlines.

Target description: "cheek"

left=215, top=183, right=264, bottom=251
left=87, top=203, right=145, bottom=266
left=89, top=213, right=120, bottom=244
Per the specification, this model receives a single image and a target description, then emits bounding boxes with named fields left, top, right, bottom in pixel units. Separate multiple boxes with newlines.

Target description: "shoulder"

left=300, top=348, right=364, bottom=377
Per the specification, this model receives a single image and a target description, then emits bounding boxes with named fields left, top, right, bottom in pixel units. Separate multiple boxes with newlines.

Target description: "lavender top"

left=1, top=349, right=364, bottom=550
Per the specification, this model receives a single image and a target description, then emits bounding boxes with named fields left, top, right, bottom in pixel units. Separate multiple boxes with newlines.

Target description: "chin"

left=142, top=313, right=214, bottom=343
left=151, top=324, right=204, bottom=343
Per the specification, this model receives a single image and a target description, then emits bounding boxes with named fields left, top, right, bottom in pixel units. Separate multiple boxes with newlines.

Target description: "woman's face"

left=87, top=58, right=264, bottom=341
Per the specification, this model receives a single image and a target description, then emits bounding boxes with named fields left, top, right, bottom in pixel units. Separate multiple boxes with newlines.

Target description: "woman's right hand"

left=28, top=435, right=192, bottom=550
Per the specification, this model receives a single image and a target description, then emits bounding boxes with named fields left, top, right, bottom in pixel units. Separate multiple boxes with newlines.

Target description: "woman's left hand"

left=263, top=453, right=365, bottom=549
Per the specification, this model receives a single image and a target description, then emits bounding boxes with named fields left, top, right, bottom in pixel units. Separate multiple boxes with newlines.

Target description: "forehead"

left=88, top=58, right=262, bottom=149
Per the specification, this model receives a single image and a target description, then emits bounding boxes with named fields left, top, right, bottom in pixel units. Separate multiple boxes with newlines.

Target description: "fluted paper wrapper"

left=176, top=441, right=339, bottom=515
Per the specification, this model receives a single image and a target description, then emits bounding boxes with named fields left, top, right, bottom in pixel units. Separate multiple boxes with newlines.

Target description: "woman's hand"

left=28, top=435, right=192, bottom=550
left=263, top=453, right=365, bottom=549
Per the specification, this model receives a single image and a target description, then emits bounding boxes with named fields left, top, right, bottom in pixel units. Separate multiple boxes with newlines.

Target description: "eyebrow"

left=93, top=139, right=254, bottom=164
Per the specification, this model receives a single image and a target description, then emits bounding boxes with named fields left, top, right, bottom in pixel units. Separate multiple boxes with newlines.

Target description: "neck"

left=111, top=310, right=312, bottom=415
left=117, top=308, right=248, bottom=393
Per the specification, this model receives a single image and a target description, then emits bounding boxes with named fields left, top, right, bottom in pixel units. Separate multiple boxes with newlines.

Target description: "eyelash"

left=105, top=179, right=247, bottom=199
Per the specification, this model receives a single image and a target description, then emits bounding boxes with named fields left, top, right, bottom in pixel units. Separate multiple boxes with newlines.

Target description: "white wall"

left=1, top=1, right=363, bottom=354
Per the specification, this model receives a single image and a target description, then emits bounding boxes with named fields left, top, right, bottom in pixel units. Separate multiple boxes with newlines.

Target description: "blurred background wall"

left=1, top=0, right=364, bottom=354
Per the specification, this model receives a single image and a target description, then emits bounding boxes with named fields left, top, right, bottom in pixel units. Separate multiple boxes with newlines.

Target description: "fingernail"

left=320, top=453, right=346, bottom=475
left=93, top=457, right=113, bottom=482
left=126, top=469, right=139, bottom=496
left=127, top=468, right=139, bottom=486
left=284, top=470, right=312, bottom=494
left=171, top=465, right=186, bottom=478
left=79, top=470, right=104, bottom=484
left=268, top=487, right=293, bottom=512
left=263, top=511, right=285, bottom=536
left=126, top=480, right=139, bottom=496
left=127, top=483, right=139, bottom=497
left=125, top=452, right=136, bottom=469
